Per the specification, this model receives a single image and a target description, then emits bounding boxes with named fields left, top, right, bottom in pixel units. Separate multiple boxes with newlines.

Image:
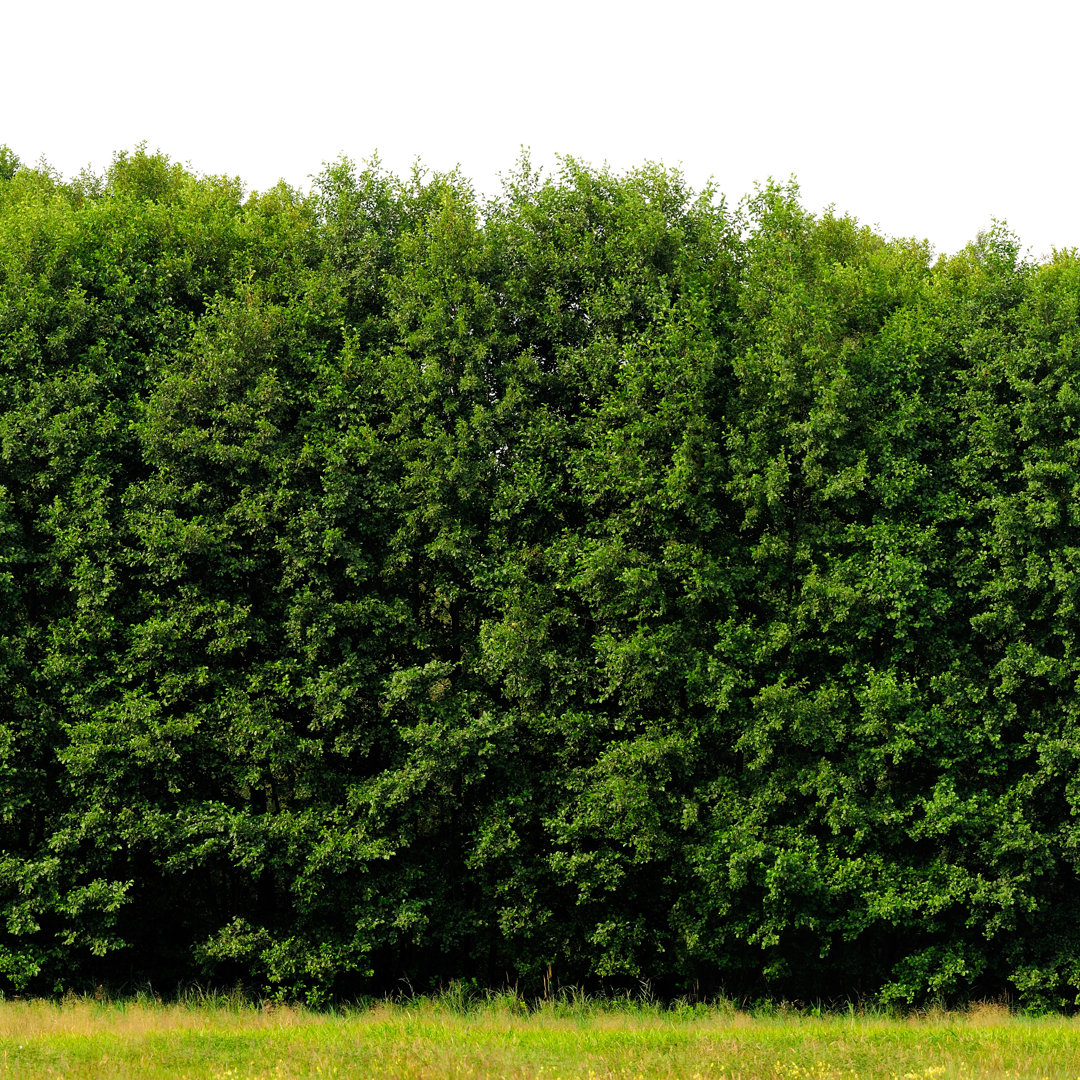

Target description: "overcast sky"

left=6, top=0, right=1075, bottom=259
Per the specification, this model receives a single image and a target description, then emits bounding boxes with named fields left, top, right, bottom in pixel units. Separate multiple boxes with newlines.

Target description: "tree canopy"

left=3, top=146, right=1080, bottom=1007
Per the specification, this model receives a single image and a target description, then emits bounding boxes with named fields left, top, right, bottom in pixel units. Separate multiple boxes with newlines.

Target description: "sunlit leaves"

left=4, top=148, right=1080, bottom=1006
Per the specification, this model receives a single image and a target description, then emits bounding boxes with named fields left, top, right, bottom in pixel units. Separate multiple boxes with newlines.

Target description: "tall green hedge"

left=3, top=146, right=1080, bottom=1006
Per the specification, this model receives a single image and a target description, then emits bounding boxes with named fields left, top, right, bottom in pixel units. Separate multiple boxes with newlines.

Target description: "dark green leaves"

left=3, top=149, right=1080, bottom=1006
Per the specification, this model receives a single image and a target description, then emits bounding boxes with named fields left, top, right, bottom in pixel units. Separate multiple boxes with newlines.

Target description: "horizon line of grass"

left=3, top=981, right=1070, bottom=1020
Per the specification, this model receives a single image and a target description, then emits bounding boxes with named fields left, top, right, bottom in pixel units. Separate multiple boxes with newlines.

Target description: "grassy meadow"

left=1, top=995, right=1078, bottom=1080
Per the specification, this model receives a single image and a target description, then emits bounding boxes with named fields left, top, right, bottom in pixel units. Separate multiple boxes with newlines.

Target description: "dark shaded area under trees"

left=3, top=145, right=1080, bottom=1007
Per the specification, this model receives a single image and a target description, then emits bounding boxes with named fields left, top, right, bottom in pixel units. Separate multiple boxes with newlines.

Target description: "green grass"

left=2, top=994, right=1079, bottom=1079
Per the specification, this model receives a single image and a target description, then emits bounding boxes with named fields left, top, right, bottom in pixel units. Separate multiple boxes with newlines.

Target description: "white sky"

left=5, top=0, right=1076, bottom=260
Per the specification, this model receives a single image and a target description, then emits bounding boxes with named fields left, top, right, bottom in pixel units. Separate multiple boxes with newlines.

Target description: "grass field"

left=1, top=994, right=1078, bottom=1079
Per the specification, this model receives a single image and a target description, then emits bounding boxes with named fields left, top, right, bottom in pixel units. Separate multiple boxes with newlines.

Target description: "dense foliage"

left=3, top=146, right=1080, bottom=1007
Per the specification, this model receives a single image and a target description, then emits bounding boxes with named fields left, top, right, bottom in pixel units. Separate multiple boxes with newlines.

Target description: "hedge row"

left=3, top=146, right=1080, bottom=1005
